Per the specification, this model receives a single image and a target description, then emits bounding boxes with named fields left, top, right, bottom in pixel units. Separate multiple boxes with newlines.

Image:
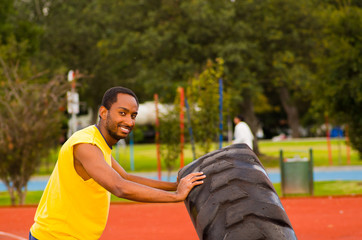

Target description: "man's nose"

left=124, top=116, right=135, bottom=126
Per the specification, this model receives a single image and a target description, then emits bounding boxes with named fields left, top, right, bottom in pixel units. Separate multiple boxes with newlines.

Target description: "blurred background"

left=0, top=0, right=361, bottom=205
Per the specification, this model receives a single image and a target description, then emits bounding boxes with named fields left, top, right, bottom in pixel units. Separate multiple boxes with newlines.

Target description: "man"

left=233, top=114, right=254, bottom=150
left=29, top=86, right=205, bottom=240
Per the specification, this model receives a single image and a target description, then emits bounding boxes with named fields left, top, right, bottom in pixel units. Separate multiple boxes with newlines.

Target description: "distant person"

left=233, top=114, right=254, bottom=150
left=29, top=86, right=205, bottom=240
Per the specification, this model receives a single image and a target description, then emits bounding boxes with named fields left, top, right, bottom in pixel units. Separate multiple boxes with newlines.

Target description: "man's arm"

left=73, top=143, right=205, bottom=202
left=111, top=157, right=177, bottom=191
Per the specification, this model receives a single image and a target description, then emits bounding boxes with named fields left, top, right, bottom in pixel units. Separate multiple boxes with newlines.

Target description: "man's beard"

left=106, top=114, right=125, bottom=141
left=107, top=127, right=123, bottom=141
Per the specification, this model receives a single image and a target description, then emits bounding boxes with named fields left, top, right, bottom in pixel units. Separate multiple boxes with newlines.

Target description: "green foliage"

left=1, top=0, right=362, bottom=159
left=0, top=0, right=14, bottom=41
left=312, top=4, right=362, bottom=156
left=132, top=126, right=145, bottom=143
left=187, top=59, right=225, bottom=156
left=0, top=1, right=43, bottom=56
left=152, top=59, right=226, bottom=170
left=159, top=97, right=181, bottom=174
left=0, top=37, right=68, bottom=205
left=255, top=0, right=322, bottom=137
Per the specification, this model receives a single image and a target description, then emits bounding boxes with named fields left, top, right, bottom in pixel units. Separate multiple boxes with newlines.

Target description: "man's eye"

left=131, top=114, right=137, bottom=119
left=120, top=112, right=126, bottom=116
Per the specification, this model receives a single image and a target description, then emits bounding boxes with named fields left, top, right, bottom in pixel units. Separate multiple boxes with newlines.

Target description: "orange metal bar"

left=154, top=94, right=162, bottom=180
left=179, top=87, right=185, bottom=168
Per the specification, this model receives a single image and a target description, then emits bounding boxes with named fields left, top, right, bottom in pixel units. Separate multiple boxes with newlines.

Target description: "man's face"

left=233, top=117, right=240, bottom=125
left=105, top=93, right=138, bottom=141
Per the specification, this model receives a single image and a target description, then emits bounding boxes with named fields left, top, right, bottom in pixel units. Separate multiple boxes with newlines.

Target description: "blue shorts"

left=29, top=231, right=38, bottom=240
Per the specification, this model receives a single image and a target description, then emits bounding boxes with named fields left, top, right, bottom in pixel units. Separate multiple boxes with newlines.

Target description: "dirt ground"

left=0, top=196, right=361, bottom=240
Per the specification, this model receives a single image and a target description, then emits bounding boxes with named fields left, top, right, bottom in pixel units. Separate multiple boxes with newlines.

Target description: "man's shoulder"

left=66, top=125, right=97, bottom=145
left=236, top=122, right=247, bottom=128
left=73, top=125, right=97, bottom=137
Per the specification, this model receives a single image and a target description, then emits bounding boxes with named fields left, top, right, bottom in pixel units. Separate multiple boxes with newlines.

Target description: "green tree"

left=187, top=59, right=225, bottom=156
left=0, top=38, right=68, bottom=205
left=0, top=0, right=14, bottom=41
left=31, top=0, right=270, bottom=147
left=11, top=0, right=361, bottom=157
left=252, top=0, right=322, bottom=138
left=159, top=96, right=181, bottom=179
left=313, top=3, right=362, bottom=156
left=37, top=0, right=106, bottom=115
left=102, top=0, right=267, bottom=153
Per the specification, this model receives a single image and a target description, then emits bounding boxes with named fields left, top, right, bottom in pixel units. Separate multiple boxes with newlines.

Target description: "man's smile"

left=119, top=125, right=131, bottom=134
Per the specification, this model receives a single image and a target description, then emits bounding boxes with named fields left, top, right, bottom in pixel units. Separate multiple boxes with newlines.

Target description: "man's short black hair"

left=101, top=86, right=139, bottom=110
left=235, top=114, right=245, bottom=121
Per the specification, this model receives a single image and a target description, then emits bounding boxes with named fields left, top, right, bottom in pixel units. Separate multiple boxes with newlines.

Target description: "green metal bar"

left=279, top=149, right=285, bottom=197
left=309, top=148, right=314, bottom=196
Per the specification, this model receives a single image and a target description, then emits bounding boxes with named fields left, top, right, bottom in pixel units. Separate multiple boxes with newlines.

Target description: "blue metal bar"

left=130, top=131, right=135, bottom=171
left=185, top=97, right=196, bottom=160
left=219, top=78, right=223, bottom=149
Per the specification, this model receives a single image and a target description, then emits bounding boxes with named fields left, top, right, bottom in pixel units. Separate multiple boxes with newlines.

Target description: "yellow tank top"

left=31, top=125, right=112, bottom=239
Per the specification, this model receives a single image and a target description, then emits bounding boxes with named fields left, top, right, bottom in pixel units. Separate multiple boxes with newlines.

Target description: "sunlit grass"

left=259, top=138, right=360, bottom=167
left=0, top=191, right=43, bottom=206
left=1, top=138, right=357, bottom=206
left=1, top=181, right=361, bottom=206
left=272, top=181, right=362, bottom=197
left=113, top=138, right=361, bottom=172
left=36, top=138, right=360, bottom=174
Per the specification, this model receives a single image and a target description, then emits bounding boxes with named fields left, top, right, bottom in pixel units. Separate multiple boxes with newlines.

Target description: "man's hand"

left=176, top=172, right=206, bottom=201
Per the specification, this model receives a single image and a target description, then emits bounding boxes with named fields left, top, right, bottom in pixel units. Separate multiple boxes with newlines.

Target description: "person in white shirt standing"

left=233, top=114, right=254, bottom=150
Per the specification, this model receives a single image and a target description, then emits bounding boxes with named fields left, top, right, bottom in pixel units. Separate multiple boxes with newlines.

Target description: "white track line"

left=0, top=231, right=27, bottom=240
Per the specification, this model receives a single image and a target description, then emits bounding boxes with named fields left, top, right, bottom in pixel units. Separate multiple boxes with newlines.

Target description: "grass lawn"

left=1, top=137, right=360, bottom=206
left=1, top=181, right=361, bottom=206
left=117, top=138, right=361, bottom=170
left=258, top=138, right=360, bottom=168
left=112, top=138, right=361, bottom=171
left=36, top=138, right=360, bottom=174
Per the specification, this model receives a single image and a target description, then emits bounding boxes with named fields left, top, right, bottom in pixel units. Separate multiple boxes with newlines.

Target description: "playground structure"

left=1, top=85, right=360, bottom=239
left=122, top=84, right=353, bottom=180
left=71, top=82, right=354, bottom=179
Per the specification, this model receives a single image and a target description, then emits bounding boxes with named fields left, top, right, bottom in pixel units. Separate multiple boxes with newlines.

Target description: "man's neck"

left=95, top=123, right=116, bottom=148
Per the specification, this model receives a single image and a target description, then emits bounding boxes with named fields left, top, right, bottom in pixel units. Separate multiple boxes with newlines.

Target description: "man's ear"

left=99, top=106, right=108, bottom=120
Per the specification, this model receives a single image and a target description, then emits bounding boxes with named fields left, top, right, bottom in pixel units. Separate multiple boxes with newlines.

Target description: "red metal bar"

left=154, top=94, right=162, bottom=180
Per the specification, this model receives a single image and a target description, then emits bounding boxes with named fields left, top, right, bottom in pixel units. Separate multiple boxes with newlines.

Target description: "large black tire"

left=178, top=144, right=297, bottom=240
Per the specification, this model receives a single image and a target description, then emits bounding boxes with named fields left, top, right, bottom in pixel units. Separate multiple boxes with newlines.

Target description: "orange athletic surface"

left=0, top=196, right=361, bottom=240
